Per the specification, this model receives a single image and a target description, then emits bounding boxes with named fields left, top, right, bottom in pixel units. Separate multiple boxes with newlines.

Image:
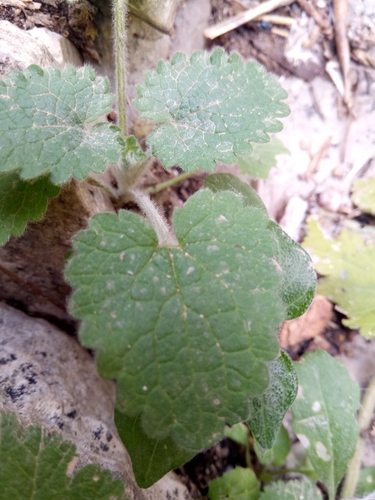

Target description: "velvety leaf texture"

left=204, top=173, right=267, bottom=214
left=114, top=409, right=195, bottom=488
left=208, top=467, right=260, bottom=500
left=303, top=217, right=375, bottom=337
left=238, top=136, right=290, bottom=178
left=248, top=351, right=297, bottom=449
left=291, top=349, right=360, bottom=499
left=134, top=48, right=290, bottom=172
left=269, top=222, right=316, bottom=319
left=121, top=135, right=146, bottom=168
left=205, top=176, right=316, bottom=320
left=0, top=65, right=121, bottom=184
left=0, top=411, right=124, bottom=500
left=0, top=172, right=59, bottom=246
left=259, top=477, right=323, bottom=500
left=65, top=189, right=312, bottom=451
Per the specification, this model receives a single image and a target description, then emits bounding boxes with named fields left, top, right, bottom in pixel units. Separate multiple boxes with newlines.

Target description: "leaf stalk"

left=113, top=0, right=128, bottom=137
left=130, top=189, right=178, bottom=247
left=147, top=171, right=197, bottom=194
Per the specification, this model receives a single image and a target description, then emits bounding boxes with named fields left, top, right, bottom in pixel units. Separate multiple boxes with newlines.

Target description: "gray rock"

left=28, top=27, right=83, bottom=67
left=0, top=20, right=56, bottom=76
left=0, top=302, right=193, bottom=500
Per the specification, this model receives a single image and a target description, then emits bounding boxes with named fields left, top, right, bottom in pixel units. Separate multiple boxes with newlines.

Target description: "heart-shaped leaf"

left=66, top=189, right=299, bottom=451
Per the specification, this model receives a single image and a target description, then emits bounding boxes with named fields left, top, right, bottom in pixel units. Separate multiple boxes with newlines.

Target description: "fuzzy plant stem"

left=113, top=0, right=128, bottom=137
left=130, top=190, right=178, bottom=247
left=147, top=171, right=197, bottom=194
left=341, top=374, right=375, bottom=499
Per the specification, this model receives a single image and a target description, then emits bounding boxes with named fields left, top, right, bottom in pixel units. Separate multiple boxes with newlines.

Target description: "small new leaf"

left=66, top=189, right=294, bottom=451
left=0, top=172, right=59, bottom=246
left=0, top=65, right=121, bottom=185
left=0, top=411, right=124, bottom=500
left=238, top=136, right=290, bottom=178
left=355, top=467, right=375, bottom=497
left=303, top=217, right=375, bottom=337
left=259, top=477, right=323, bottom=500
left=121, top=135, right=147, bottom=168
left=248, top=351, right=297, bottom=449
left=208, top=468, right=260, bottom=500
left=134, top=48, right=290, bottom=172
left=291, top=349, right=360, bottom=499
left=254, top=424, right=290, bottom=467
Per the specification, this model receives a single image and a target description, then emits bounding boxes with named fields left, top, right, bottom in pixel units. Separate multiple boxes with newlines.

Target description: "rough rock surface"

left=0, top=302, right=193, bottom=500
left=0, top=19, right=56, bottom=75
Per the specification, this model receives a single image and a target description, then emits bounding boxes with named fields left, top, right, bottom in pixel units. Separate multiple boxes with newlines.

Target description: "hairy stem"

left=130, top=190, right=178, bottom=247
left=341, top=374, right=375, bottom=498
left=113, top=0, right=128, bottom=137
left=147, top=171, right=197, bottom=194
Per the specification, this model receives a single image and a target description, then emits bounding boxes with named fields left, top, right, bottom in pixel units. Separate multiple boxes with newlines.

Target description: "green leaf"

left=352, top=177, right=375, bottom=215
left=0, top=65, right=121, bottom=185
left=303, top=217, right=375, bottom=337
left=204, top=173, right=267, bottom=214
left=254, top=424, right=290, bottom=467
left=259, top=477, right=322, bottom=500
left=291, top=349, right=360, bottom=499
left=134, top=48, right=290, bottom=172
left=208, top=467, right=260, bottom=500
left=356, top=467, right=375, bottom=497
left=66, top=188, right=304, bottom=452
left=0, top=411, right=124, bottom=500
left=238, top=136, right=290, bottom=178
left=269, top=221, right=316, bottom=320
left=224, top=422, right=249, bottom=447
left=0, top=172, right=59, bottom=246
left=114, top=409, right=195, bottom=488
left=248, top=351, right=297, bottom=449
left=204, top=175, right=316, bottom=320
left=121, top=135, right=147, bottom=168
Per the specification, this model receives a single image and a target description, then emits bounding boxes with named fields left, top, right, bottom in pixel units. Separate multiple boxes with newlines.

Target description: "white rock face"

left=0, top=20, right=56, bottom=75
left=28, top=27, right=83, bottom=67
left=0, top=302, right=193, bottom=500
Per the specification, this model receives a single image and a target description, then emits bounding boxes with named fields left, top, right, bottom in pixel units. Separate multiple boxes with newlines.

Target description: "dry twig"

left=204, top=0, right=295, bottom=40
left=333, top=0, right=352, bottom=110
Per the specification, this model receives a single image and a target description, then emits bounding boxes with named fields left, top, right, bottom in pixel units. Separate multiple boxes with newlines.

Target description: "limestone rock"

left=0, top=302, right=193, bottom=500
left=0, top=20, right=56, bottom=76
left=28, top=26, right=83, bottom=67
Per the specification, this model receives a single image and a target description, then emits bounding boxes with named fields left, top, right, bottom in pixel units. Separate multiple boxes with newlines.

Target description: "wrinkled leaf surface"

left=208, top=467, right=260, bottom=500
left=134, top=48, right=289, bottom=172
left=0, top=65, right=121, bottom=184
left=0, top=411, right=124, bottom=500
left=248, top=351, right=297, bottom=449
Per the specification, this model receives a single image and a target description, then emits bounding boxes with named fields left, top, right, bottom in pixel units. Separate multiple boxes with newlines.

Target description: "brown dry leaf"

left=279, top=295, right=333, bottom=349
